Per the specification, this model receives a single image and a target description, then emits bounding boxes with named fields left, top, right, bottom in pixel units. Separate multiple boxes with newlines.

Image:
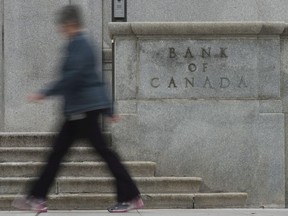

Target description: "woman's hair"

left=56, top=5, right=83, bottom=27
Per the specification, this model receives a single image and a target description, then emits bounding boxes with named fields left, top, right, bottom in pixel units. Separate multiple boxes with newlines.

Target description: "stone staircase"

left=0, top=133, right=247, bottom=210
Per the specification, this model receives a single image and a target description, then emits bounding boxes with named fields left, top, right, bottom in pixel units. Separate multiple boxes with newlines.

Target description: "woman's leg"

left=29, top=120, right=77, bottom=199
left=85, top=110, right=140, bottom=202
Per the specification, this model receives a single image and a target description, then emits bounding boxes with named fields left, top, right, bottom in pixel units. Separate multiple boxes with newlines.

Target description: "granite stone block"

left=115, top=38, right=137, bottom=100
left=112, top=100, right=285, bottom=207
left=137, top=38, right=279, bottom=99
left=112, top=114, right=140, bottom=159
left=281, top=38, right=288, bottom=113
left=257, top=39, right=281, bottom=99
left=259, top=100, right=282, bottom=113
left=116, top=100, right=137, bottom=114
left=126, top=0, right=288, bottom=22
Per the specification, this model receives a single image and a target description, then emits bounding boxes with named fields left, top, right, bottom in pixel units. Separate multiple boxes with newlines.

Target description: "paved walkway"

left=1, top=209, right=288, bottom=216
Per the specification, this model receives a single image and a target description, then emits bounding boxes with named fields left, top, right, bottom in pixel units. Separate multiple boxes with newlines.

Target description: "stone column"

left=109, top=22, right=286, bottom=207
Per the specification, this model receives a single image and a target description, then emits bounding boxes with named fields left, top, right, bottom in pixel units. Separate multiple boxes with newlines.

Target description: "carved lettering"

left=169, top=47, right=176, bottom=58
left=202, top=47, right=211, bottom=58
left=203, top=76, right=213, bottom=88
left=152, top=46, right=249, bottom=92
left=188, top=63, right=197, bottom=72
left=220, top=47, right=228, bottom=58
left=184, top=48, right=194, bottom=58
left=220, top=77, right=230, bottom=88
left=168, top=77, right=177, bottom=88
left=238, top=76, right=248, bottom=88
left=185, top=77, right=194, bottom=88
left=151, top=78, right=160, bottom=88
left=203, top=63, right=208, bottom=72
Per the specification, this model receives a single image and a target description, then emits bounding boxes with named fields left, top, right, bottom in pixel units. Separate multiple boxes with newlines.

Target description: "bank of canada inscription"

left=150, top=46, right=248, bottom=89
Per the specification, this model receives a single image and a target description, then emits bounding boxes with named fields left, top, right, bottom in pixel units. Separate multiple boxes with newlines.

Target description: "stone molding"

left=109, top=22, right=287, bottom=37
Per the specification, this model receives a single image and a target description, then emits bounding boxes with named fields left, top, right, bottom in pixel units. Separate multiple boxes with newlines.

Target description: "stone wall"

left=103, top=0, right=288, bottom=48
left=109, top=22, right=287, bottom=207
left=1, top=0, right=288, bottom=208
left=1, top=0, right=103, bottom=132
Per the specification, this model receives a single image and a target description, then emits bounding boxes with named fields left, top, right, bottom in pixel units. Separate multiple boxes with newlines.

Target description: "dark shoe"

left=107, top=197, right=144, bottom=213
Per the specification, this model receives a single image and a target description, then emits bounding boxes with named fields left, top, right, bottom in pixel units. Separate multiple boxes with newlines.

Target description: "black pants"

left=29, top=110, right=140, bottom=202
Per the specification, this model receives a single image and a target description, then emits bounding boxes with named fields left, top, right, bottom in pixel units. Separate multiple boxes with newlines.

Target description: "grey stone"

left=250, top=113, right=285, bottom=207
left=115, top=100, right=137, bottom=114
left=103, top=49, right=112, bottom=63
left=126, top=0, right=288, bottom=23
left=136, top=38, right=279, bottom=99
left=281, top=38, right=288, bottom=113
left=194, top=193, right=248, bottom=208
left=57, top=177, right=202, bottom=194
left=114, top=38, right=137, bottom=100
left=257, top=39, right=281, bottom=99
left=259, top=100, right=283, bottom=113
left=0, top=161, right=156, bottom=178
left=0, top=132, right=111, bottom=147
left=4, top=0, right=69, bottom=132
left=112, top=114, right=140, bottom=158
left=109, top=22, right=286, bottom=37
left=0, top=177, right=56, bottom=195
left=112, top=100, right=285, bottom=207
left=0, top=147, right=102, bottom=162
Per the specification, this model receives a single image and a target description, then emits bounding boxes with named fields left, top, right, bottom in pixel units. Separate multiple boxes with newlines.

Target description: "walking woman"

left=12, top=5, right=144, bottom=213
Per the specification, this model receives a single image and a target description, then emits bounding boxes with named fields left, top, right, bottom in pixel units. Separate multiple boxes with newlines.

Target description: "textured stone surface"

left=109, top=22, right=285, bottom=37
left=111, top=24, right=286, bottom=207
left=126, top=0, right=288, bottom=22
left=137, top=38, right=280, bottom=99
left=104, top=0, right=288, bottom=47
left=112, top=100, right=285, bottom=207
left=114, top=38, right=137, bottom=100
left=194, top=193, right=248, bottom=208
left=259, top=100, right=282, bottom=113
left=57, top=177, right=202, bottom=194
left=0, top=161, right=156, bottom=178
left=0, top=147, right=102, bottom=162
left=4, top=0, right=69, bottom=132
left=0, top=132, right=111, bottom=147
left=281, top=38, right=288, bottom=113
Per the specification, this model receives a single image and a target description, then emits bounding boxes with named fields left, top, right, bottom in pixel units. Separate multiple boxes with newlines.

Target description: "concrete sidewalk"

left=1, top=209, right=288, bottom=216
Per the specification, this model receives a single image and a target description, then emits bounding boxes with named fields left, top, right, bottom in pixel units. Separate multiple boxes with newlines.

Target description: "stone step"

left=0, top=161, right=156, bottom=177
left=0, top=147, right=103, bottom=162
left=1, top=193, right=247, bottom=210
left=0, top=132, right=111, bottom=147
left=0, top=177, right=202, bottom=194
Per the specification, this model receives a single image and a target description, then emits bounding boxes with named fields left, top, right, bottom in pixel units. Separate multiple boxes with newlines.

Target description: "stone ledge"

left=109, top=22, right=286, bottom=38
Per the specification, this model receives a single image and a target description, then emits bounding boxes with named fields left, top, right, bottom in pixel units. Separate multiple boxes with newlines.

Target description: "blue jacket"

left=41, top=32, right=113, bottom=117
